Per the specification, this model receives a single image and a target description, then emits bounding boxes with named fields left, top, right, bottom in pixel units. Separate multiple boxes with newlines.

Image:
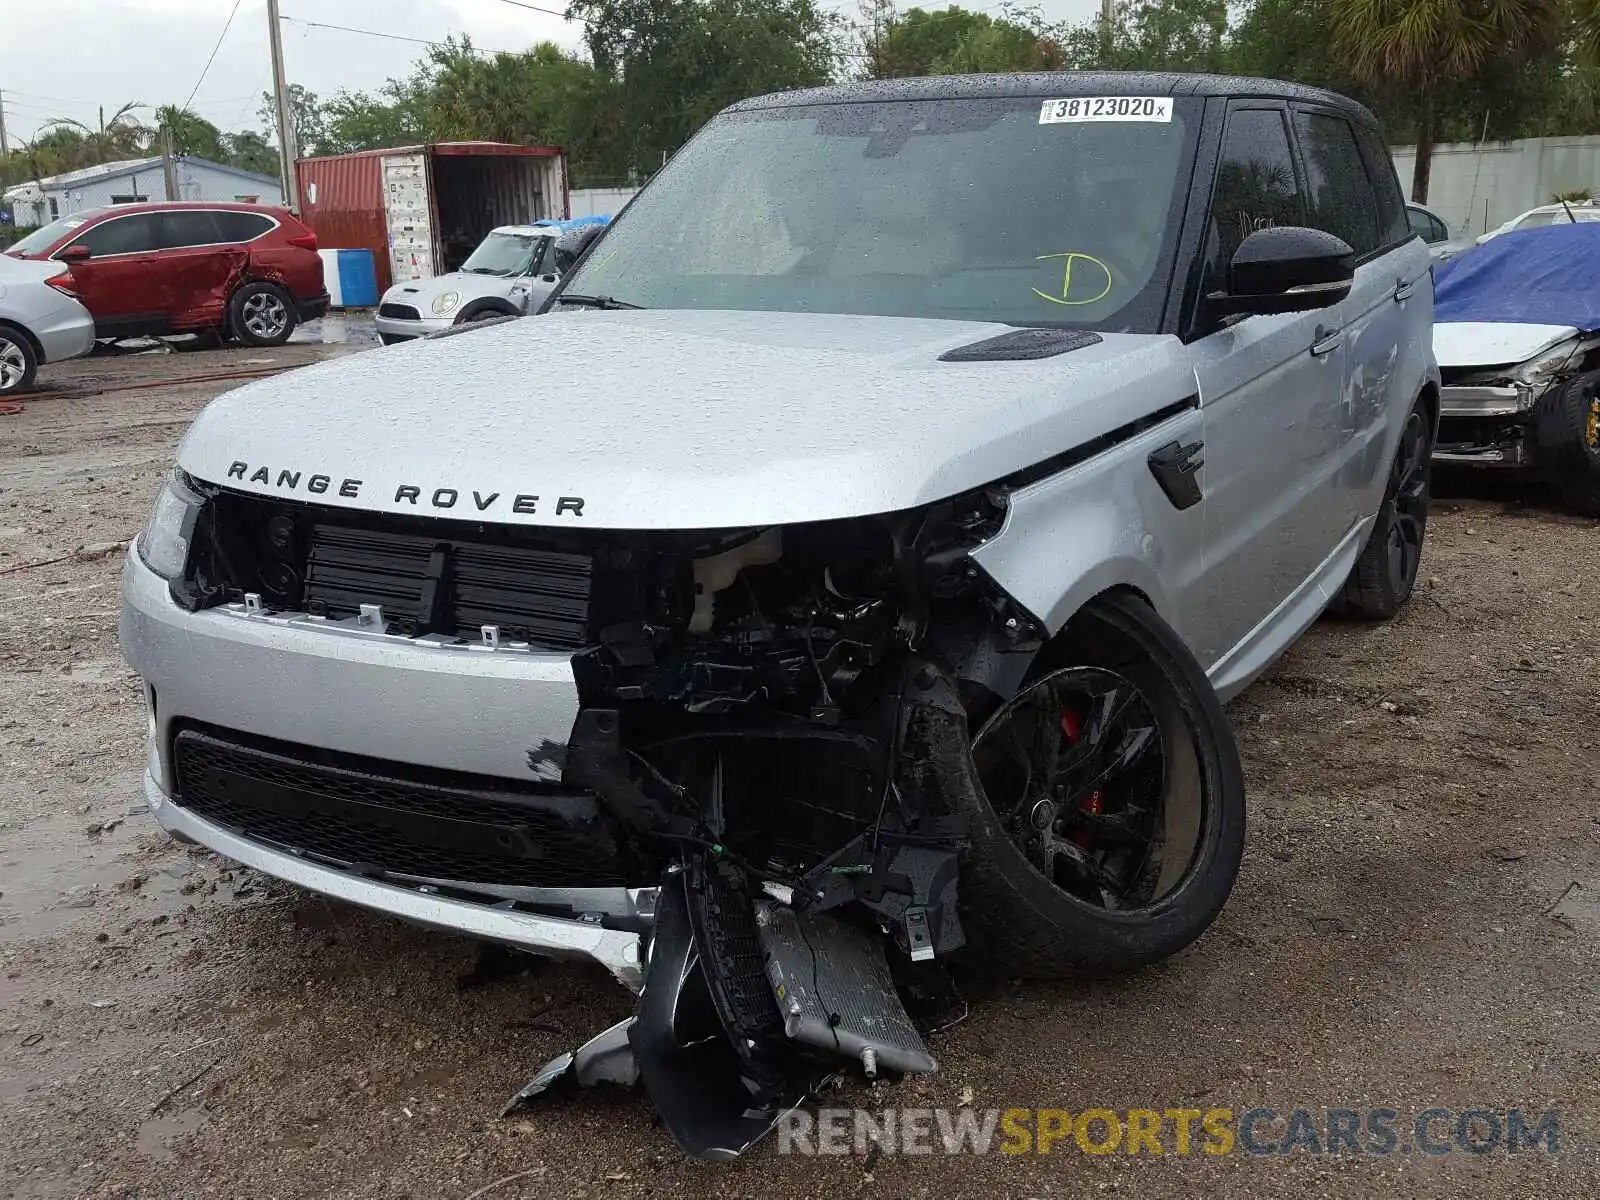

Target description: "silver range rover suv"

left=122, top=74, right=1437, bottom=1156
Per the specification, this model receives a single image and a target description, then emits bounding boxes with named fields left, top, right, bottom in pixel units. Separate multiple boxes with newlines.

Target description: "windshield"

left=461, top=231, right=548, bottom=276
left=6, top=212, right=96, bottom=258
left=564, top=96, right=1197, bottom=330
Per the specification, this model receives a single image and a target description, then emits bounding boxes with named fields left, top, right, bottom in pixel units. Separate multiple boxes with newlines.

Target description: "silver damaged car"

left=122, top=74, right=1438, bottom=1157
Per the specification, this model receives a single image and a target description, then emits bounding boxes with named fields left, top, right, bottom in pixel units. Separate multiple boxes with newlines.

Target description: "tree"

left=40, top=102, right=147, bottom=167
left=570, top=0, right=841, bottom=175
left=321, top=82, right=430, bottom=155
left=224, top=130, right=279, bottom=177
left=1331, top=0, right=1561, bottom=200
left=151, top=105, right=225, bottom=161
left=258, top=84, right=327, bottom=158
left=864, top=5, right=1063, bottom=76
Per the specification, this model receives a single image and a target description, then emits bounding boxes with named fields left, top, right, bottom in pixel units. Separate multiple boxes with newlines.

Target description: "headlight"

left=137, top=472, right=203, bottom=580
left=1513, top=339, right=1579, bottom=386
left=431, top=291, right=461, bottom=315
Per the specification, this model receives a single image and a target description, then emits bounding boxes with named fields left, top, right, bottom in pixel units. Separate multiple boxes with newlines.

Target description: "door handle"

left=1311, top=325, right=1342, bottom=357
left=1393, top=279, right=1414, bottom=302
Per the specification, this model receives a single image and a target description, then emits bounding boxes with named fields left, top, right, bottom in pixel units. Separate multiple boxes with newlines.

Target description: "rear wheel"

left=229, top=283, right=296, bottom=347
left=1534, top=372, right=1600, bottom=517
left=0, top=326, right=39, bottom=395
left=1333, top=394, right=1432, bottom=618
left=958, top=592, right=1246, bottom=979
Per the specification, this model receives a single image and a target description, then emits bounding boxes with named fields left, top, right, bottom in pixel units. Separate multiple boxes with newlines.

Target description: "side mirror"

left=1210, top=227, right=1353, bottom=317
left=552, top=223, right=605, bottom=274
left=56, top=244, right=92, bottom=262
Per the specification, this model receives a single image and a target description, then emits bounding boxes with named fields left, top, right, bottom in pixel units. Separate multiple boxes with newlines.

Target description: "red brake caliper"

left=1061, top=708, right=1104, bottom=849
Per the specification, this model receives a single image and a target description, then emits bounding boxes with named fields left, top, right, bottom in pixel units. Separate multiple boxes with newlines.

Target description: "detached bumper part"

left=505, top=658, right=979, bottom=1159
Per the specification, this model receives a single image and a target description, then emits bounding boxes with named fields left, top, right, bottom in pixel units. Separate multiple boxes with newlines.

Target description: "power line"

left=278, top=16, right=535, bottom=52
left=182, top=0, right=245, bottom=113
left=492, top=0, right=586, bottom=19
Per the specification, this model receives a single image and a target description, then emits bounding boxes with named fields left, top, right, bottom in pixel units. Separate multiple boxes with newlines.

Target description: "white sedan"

left=0, top=251, right=95, bottom=396
left=1476, top=200, right=1600, bottom=245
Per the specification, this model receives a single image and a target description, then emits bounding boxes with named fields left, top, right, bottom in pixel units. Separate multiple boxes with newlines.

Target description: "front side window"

left=1210, top=107, right=1306, bottom=265
left=564, top=96, right=1199, bottom=330
left=1406, top=208, right=1436, bottom=242
left=461, top=232, right=549, bottom=277
left=68, top=213, right=161, bottom=257
left=1295, top=112, right=1380, bottom=256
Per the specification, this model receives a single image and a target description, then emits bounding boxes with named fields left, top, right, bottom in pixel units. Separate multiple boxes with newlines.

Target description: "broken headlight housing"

left=136, top=471, right=204, bottom=580
left=1511, top=338, right=1580, bottom=407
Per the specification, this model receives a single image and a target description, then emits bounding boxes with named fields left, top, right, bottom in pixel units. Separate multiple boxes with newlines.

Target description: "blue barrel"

left=334, top=249, right=378, bottom=308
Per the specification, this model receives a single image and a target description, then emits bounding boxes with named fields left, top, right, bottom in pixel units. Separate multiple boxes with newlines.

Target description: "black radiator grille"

left=172, top=726, right=629, bottom=887
left=301, top=524, right=593, bottom=646
left=377, top=302, right=421, bottom=320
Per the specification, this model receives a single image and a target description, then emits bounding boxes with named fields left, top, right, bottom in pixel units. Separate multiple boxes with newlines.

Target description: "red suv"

left=5, top=202, right=329, bottom=347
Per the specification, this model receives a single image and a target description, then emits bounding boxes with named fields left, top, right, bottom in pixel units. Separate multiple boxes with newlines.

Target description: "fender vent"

left=938, top=328, right=1103, bottom=362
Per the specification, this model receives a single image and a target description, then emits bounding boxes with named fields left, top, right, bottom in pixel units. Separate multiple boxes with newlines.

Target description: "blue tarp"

left=1434, top=221, right=1600, bottom=330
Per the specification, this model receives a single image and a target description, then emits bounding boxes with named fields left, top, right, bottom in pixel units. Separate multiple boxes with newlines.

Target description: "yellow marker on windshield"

left=1033, top=252, right=1113, bottom=306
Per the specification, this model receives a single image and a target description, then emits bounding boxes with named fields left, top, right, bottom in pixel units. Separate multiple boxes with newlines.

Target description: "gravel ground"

left=3, top=342, right=1598, bottom=1199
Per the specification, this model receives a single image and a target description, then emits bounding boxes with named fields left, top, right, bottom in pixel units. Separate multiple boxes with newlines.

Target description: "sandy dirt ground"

left=2, top=338, right=1598, bottom=1199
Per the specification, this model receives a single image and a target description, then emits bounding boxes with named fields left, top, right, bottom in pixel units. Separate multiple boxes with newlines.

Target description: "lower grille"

left=378, top=302, right=421, bottom=320
left=172, top=726, right=629, bottom=887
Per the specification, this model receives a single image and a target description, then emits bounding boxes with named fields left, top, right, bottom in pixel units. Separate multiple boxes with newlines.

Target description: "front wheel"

left=0, top=326, right=39, bottom=395
left=956, top=592, right=1247, bottom=979
left=229, top=283, right=297, bottom=347
left=1535, top=371, right=1600, bottom=517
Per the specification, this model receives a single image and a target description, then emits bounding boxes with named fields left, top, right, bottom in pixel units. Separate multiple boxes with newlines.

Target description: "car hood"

left=176, top=309, right=1193, bottom=530
left=1433, top=321, right=1579, bottom=370
left=381, top=270, right=523, bottom=307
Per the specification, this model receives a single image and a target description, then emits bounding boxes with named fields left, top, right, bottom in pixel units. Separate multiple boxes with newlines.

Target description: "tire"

left=1333, top=393, right=1433, bottom=618
left=955, top=592, right=1247, bottom=979
left=228, top=282, right=297, bottom=347
left=1534, top=371, right=1600, bottom=517
left=0, top=325, right=39, bottom=396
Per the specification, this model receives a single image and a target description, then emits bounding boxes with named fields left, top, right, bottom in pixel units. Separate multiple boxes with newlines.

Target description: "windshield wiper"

left=557, top=294, right=644, bottom=310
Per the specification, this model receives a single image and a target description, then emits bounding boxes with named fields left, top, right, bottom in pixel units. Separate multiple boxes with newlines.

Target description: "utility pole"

left=0, top=89, right=9, bottom=156
left=1100, top=0, right=1116, bottom=59
left=266, top=0, right=299, bottom=213
left=161, top=125, right=178, bottom=201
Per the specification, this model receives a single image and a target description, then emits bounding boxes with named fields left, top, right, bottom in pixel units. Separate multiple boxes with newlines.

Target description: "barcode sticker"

left=1040, top=96, right=1173, bottom=124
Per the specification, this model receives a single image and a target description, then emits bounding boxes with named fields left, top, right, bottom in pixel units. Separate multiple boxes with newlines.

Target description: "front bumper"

left=373, top=311, right=452, bottom=341
left=143, top=771, right=647, bottom=988
left=120, top=551, right=654, bottom=983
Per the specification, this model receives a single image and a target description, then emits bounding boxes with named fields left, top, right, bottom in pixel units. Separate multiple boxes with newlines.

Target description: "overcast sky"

left=2, top=0, right=1103, bottom=146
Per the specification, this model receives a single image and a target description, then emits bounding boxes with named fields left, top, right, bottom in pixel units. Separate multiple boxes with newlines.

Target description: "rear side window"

left=1211, top=107, right=1306, bottom=264
left=67, top=213, right=161, bottom=257
left=160, top=211, right=223, bottom=248
left=1354, top=123, right=1408, bottom=248
left=1295, top=112, right=1381, bottom=256
left=212, top=212, right=275, bottom=243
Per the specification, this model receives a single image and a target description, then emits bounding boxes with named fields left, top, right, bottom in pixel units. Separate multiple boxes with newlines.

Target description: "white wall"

left=1392, top=135, right=1600, bottom=238
left=569, top=186, right=637, bottom=219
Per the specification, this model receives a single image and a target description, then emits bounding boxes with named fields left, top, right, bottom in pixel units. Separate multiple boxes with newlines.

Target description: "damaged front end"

left=508, top=494, right=1043, bottom=1156
left=1435, top=333, right=1600, bottom=468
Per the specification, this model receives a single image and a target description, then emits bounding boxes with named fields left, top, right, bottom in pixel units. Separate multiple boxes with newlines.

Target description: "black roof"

left=730, top=71, right=1377, bottom=127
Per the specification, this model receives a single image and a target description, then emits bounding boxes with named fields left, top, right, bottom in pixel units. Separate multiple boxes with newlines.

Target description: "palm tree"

left=1332, top=0, right=1559, bottom=202
left=150, top=105, right=225, bottom=161
left=42, top=102, right=147, bottom=168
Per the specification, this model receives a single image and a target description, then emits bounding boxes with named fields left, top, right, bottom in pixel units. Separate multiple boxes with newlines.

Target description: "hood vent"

left=939, top=328, right=1102, bottom=362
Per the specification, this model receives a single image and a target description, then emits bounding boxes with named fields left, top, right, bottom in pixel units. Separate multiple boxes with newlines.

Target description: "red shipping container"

left=296, top=142, right=569, bottom=293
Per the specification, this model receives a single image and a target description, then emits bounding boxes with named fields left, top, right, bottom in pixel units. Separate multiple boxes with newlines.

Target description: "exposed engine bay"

left=174, top=481, right=1088, bottom=1157
left=501, top=496, right=1045, bottom=1156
